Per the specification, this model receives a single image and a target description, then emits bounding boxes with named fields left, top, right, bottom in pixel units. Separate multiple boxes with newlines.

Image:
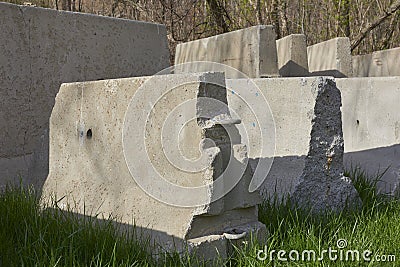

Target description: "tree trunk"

left=271, top=0, right=281, bottom=39
left=256, top=0, right=262, bottom=24
left=206, top=0, right=229, bottom=33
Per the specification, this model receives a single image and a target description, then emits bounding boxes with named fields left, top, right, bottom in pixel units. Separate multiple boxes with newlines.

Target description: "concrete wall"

left=225, top=77, right=400, bottom=199
left=353, top=47, right=400, bottom=77
left=226, top=77, right=360, bottom=211
left=174, top=25, right=279, bottom=78
left=276, top=34, right=309, bottom=77
left=0, top=2, right=170, bottom=190
left=336, top=77, right=400, bottom=194
left=307, top=37, right=352, bottom=77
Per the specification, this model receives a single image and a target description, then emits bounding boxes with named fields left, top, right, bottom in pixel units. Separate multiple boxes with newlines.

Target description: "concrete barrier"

left=0, top=2, right=170, bottom=190
left=307, top=37, right=352, bottom=77
left=336, top=77, right=400, bottom=194
left=226, top=77, right=361, bottom=212
left=41, top=72, right=266, bottom=258
left=352, top=47, right=400, bottom=77
left=174, top=25, right=279, bottom=78
left=276, top=34, right=309, bottom=77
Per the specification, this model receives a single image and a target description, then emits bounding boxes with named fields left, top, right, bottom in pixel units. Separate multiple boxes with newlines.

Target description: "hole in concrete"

left=356, top=120, right=360, bottom=125
left=87, top=129, right=92, bottom=139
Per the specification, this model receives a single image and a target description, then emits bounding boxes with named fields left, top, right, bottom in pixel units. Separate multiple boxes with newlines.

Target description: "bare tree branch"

left=351, top=0, right=400, bottom=51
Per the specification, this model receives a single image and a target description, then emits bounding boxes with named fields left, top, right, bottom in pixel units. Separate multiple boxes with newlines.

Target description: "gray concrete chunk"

left=276, top=34, right=309, bottom=77
left=352, top=47, right=400, bottom=77
left=41, top=72, right=264, bottom=258
left=307, top=37, right=352, bottom=77
left=226, top=77, right=361, bottom=212
left=337, top=77, right=400, bottom=195
left=174, top=25, right=279, bottom=78
left=0, top=2, right=170, bottom=189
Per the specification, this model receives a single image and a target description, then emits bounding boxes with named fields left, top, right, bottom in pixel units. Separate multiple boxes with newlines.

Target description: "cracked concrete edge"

left=291, top=77, right=362, bottom=212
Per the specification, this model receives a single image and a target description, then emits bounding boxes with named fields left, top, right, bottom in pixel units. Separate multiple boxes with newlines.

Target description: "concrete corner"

left=307, top=37, right=353, bottom=78
left=276, top=34, right=309, bottom=77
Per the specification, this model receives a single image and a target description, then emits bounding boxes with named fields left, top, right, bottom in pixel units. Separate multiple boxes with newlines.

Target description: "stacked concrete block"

left=41, top=72, right=265, bottom=259
left=307, top=37, right=353, bottom=77
left=276, top=34, right=309, bottom=76
left=0, top=2, right=170, bottom=189
left=226, top=77, right=361, bottom=212
left=337, top=77, right=400, bottom=195
left=353, top=47, right=400, bottom=77
left=174, top=25, right=279, bottom=78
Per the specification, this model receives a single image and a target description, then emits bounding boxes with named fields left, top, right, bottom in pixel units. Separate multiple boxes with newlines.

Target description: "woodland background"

left=5, top=0, right=400, bottom=63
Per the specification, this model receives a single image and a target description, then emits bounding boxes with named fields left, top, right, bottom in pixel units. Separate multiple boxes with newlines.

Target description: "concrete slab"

left=307, top=37, right=352, bottom=77
left=41, top=72, right=265, bottom=258
left=276, top=34, right=309, bottom=77
left=336, top=77, right=400, bottom=195
left=226, top=77, right=361, bottom=212
left=352, top=47, right=400, bottom=77
left=0, top=2, right=170, bottom=189
left=174, top=25, right=279, bottom=78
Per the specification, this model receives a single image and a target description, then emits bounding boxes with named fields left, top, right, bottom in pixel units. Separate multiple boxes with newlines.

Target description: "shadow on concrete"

left=309, top=70, right=348, bottom=78
left=278, top=60, right=310, bottom=77
left=344, top=144, right=400, bottom=195
left=247, top=144, right=400, bottom=202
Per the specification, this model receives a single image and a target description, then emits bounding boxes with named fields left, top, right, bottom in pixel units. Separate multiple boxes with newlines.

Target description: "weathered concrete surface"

left=307, top=37, right=352, bottom=77
left=353, top=47, right=400, bottom=77
left=0, top=2, right=170, bottom=190
left=226, top=77, right=361, bottom=212
left=276, top=34, right=309, bottom=77
left=174, top=25, right=279, bottom=78
left=336, top=77, right=400, bottom=195
left=41, top=72, right=265, bottom=258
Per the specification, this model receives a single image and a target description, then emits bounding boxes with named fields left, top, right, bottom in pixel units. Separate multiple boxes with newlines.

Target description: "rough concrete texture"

left=276, top=34, right=309, bottom=77
left=0, top=2, right=170, bottom=190
left=352, top=47, right=400, bottom=77
left=226, top=77, right=361, bottom=212
left=174, top=25, right=279, bottom=78
left=41, top=72, right=265, bottom=258
left=336, top=77, right=400, bottom=195
left=307, top=37, right=353, bottom=77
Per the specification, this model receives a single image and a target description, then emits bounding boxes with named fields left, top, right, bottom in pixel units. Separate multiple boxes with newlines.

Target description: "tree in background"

left=8, top=0, right=400, bottom=63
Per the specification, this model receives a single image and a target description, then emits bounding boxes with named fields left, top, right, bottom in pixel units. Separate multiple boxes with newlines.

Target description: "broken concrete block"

left=352, top=47, right=400, bottom=77
left=174, top=25, right=279, bottom=78
left=41, top=72, right=265, bottom=259
left=337, top=77, right=400, bottom=195
left=226, top=77, right=361, bottom=212
left=276, top=34, right=309, bottom=77
left=0, top=2, right=170, bottom=189
left=307, top=37, right=352, bottom=77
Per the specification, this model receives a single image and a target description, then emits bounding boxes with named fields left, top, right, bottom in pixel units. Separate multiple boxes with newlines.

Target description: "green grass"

left=1, top=169, right=400, bottom=266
